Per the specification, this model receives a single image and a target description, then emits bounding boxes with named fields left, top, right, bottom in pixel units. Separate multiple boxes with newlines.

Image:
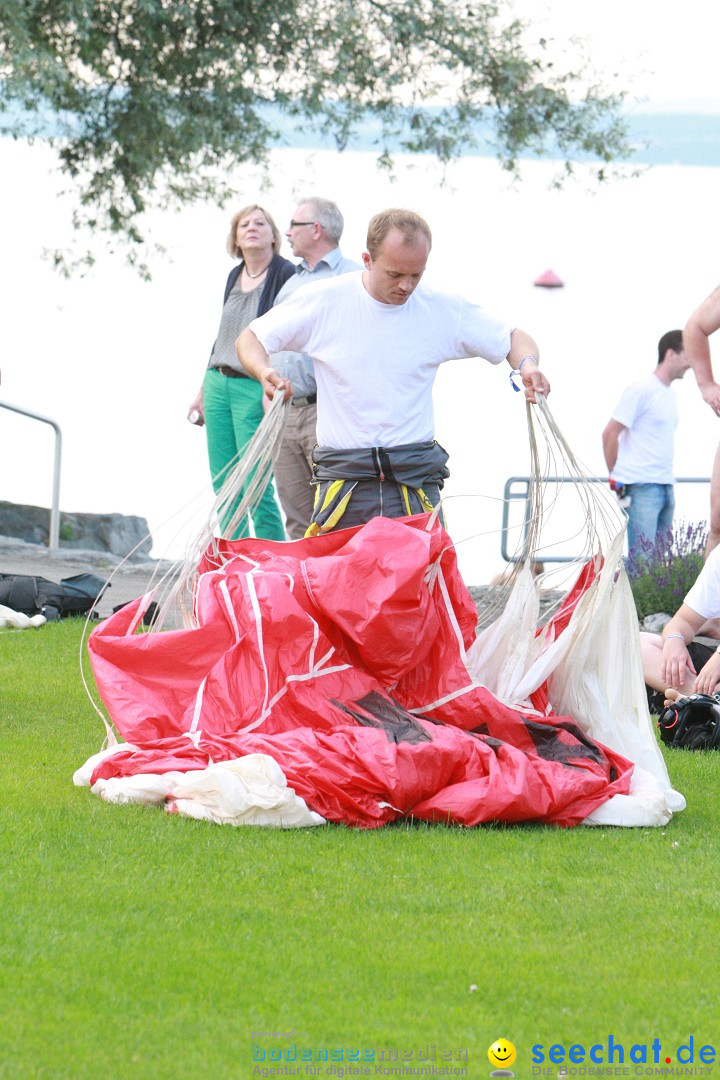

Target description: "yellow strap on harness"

left=414, top=486, right=435, bottom=513
left=304, top=480, right=357, bottom=537
left=305, top=480, right=436, bottom=537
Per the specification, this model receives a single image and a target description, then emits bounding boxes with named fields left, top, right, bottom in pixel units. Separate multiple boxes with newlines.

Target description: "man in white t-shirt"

left=602, top=330, right=689, bottom=559
left=237, top=208, right=549, bottom=534
left=271, top=196, right=360, bottom=539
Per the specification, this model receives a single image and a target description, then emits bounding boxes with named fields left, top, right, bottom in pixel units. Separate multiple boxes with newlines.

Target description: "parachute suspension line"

left=153, top=391, right=290, bottom=630
left=210, top=390, right=289, bottom=546
left=523, top=396, right=626, bottom=624
left=472, top=394, right=626, bottom=627
left=532, top=395, right=625, bottom=555
left=77, top=393, right=289, bottom=728
left=471, top=395, right=551, bottom=625
left=521, top=396, right=545, bottom=562
left=526, top=398, right=592, bottom=562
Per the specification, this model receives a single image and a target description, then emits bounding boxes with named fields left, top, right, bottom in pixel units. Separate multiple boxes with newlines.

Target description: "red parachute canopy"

left=88, top=515, right=632, bottom=827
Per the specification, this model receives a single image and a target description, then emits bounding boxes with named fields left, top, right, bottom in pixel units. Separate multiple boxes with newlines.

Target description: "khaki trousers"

left=273, top=402, right=318, bottom=540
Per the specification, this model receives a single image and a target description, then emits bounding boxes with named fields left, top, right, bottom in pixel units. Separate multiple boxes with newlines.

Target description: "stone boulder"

left=642, top=612, right=672, bottom=633
left=0, top=500, right=152, bottom=559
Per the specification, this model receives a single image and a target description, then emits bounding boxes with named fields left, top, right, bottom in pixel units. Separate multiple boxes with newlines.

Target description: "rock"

left=0, top=535, right=178, bottom=620
left=0, top=500, right=152, bottom=559
left=467, top=584, right=566, bottom=630
left=642, top=613, right=672, bottom=633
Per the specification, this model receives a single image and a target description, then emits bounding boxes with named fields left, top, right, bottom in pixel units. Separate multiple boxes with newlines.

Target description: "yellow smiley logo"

left=488, top=1040, right=517, bottom=1069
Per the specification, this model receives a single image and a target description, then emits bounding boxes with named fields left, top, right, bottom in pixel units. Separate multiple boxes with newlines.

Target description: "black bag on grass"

left=0, top=574, right=66, bottom=618
left=657, top=692, right=720, bottom=750
left=0, top=572, right=108, bottom=620
left=58, top=573, right=109, bottom=615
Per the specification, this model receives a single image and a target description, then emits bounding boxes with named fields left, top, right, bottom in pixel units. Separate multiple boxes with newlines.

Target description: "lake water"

left=2, top=127, right=720, bottom=583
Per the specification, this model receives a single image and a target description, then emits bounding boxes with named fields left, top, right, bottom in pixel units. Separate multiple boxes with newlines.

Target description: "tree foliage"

left=0, top=0, right=630, bottom=272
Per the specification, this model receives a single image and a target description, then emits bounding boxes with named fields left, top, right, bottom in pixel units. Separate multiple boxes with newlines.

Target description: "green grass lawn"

left=1, top=621, right=717, bottom=1080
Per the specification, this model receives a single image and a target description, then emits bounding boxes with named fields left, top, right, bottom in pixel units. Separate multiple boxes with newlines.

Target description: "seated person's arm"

left=691, top=638, right=720, bottom=697
left=661, top=604, right=709, bottom=691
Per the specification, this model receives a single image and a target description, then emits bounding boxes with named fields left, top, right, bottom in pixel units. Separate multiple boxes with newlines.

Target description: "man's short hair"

left=297, top=197, right=344, bottom=244
left=658, top=329, right=683, bottom=364
left=366, top=209, right=433, bottom=259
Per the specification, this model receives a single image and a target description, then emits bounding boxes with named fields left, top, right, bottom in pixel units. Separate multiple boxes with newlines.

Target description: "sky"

left=512, top=0, right=720, bottom=111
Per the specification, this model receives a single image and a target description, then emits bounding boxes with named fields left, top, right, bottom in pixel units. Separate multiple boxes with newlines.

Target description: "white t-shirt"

left=249, top=271, right=512, bottom=448
left=610, top=373, right=678, bottom=484
left=684, top=545, right=720, bottom=619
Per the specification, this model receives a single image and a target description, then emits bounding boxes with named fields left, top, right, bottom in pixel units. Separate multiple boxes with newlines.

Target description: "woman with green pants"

left=188, top=204, right=294, bottom=539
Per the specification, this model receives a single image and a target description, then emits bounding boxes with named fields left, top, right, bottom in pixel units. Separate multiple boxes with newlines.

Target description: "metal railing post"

left=500, top=475, right=710, bottom=564
left=0, top=400, right=63, bottom=549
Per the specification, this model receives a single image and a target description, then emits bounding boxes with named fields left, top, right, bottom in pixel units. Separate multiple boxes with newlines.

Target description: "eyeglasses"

left=288, top=220, right=316, bottom=228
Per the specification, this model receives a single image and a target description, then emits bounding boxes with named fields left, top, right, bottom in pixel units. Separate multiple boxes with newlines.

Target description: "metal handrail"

left=501, top=475, right=711, bottom=563
left=0, top=400, right=62, bottom=549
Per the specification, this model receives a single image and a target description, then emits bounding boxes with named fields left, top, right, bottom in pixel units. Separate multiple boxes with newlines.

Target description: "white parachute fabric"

left=0, top=604, right=45, bottom=629
left=466, top=535, right=682, bottom=822
left=547, top=536, right=683, bottom=810
left=464, top=396, right=683, bottom=821
left=582, top=766, right=675, bottom=827
left=74, top=744, right=325, bottom=827
left=164, top=756, right=326, bottom=828
left=466, top=563, right=545, bottom=709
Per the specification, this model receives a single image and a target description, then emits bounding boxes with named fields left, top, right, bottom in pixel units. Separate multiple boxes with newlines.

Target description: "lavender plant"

left=627, top=519, right=708, bottom=619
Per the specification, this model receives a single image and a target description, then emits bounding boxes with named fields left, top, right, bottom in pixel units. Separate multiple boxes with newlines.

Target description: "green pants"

left=203, top=368, right=286, bottom=541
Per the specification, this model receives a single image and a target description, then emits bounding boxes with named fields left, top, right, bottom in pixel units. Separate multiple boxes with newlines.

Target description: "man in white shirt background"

left=602, top=330, right=689, bottom=559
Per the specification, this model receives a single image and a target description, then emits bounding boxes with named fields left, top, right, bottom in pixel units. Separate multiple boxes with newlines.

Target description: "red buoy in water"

left=534, top=268, right=564, bottom=288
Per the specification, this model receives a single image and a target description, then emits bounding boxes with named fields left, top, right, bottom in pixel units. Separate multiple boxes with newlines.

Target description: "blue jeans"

left=624, top=483, right=674, bottom=557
